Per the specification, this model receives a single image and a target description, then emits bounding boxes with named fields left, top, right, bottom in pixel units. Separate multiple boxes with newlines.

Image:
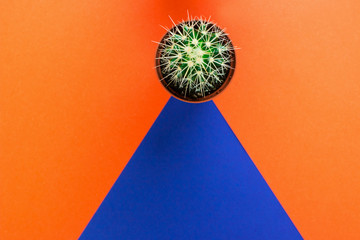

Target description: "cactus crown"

left=156, top=16, right=236, bottom=101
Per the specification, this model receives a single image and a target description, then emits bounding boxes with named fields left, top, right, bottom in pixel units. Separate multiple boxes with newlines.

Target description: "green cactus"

left=156, top=16, right=236, bottom=100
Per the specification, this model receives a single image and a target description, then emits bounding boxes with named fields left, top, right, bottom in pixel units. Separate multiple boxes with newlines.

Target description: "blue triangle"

left=80, top=97, right=302, bottom=240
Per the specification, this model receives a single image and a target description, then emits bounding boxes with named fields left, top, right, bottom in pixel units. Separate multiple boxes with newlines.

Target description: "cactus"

left=155, top=16, right=236, bottom=101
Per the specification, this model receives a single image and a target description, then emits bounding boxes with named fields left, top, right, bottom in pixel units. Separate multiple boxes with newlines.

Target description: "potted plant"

left=155, top=16, right=236, bottom=102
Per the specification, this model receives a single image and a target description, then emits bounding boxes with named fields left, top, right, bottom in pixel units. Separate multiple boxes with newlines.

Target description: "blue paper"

left=80, top=97, right=302, bottom=239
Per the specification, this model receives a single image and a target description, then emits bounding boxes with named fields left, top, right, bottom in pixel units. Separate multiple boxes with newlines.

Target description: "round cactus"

left=155, top=16, right=236, bottom=102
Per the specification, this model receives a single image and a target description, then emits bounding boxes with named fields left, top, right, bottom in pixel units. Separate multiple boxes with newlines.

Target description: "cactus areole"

left=155, top=17, right=236, bottom=102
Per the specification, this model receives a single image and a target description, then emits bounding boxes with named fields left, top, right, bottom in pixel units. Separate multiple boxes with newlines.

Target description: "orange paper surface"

left=1, top=0, right=360, bottom=239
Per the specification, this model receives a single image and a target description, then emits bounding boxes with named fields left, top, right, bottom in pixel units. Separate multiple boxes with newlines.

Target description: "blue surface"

left=80, top=97, right=302, bottom=240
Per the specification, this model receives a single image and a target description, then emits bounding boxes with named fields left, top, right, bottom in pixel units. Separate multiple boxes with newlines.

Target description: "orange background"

left=1, top=0, right=360, bottom=239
